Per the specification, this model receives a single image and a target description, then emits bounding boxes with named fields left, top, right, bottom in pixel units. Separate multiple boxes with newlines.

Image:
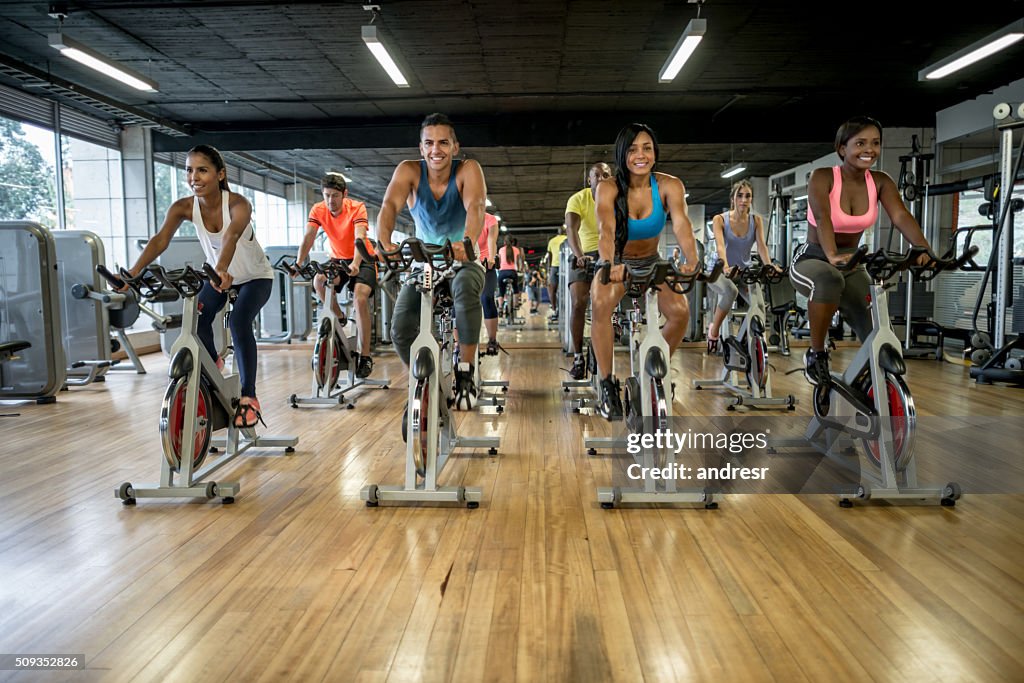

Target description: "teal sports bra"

left=627, top=175, right=665, bottom=240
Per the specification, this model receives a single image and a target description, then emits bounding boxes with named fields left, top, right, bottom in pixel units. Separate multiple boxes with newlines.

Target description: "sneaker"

left=549, top=313, right=559, bottom=322
left=569, top=354, right=587, bottom=380
left=803, top=349, right=831, bottom=386
left=356, top=355, right=374, bottom=379
left=452, top=362, right=478, bottom=410
left=486, top=339, right=499, bottom=356
left=597, top=376, right=624, bottom=421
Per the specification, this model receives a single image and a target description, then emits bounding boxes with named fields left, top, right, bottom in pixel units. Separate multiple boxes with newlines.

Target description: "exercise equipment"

left=359, top=238, right=499, bottom=508
left=274, top=256, right=389, bottom=408
left=586, top=258, right=720, bottom=509
left=0, top=221, right=65, bottom=403
left=771, top=245, right=975, bottom=506
left=101, top=263, right=298, bottom=504
left=693, top=259, right=797, bottom=410
left=970, top=111, right=1024, bottom=386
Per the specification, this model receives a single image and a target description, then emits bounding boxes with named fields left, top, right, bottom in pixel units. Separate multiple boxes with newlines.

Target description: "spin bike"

left=359, top=238, right=500, bottom=508
left=100, top=264, right=298, bottom=504
left=693, top=258, right=797, bottom=410
left=586, top=258, right=720, bottom=509
left=275, top=256, right=389, bottom=408
left=771, top=245, right=976, bottom=507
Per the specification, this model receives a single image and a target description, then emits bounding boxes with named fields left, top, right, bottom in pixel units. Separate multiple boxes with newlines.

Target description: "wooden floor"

left=1, top=308, right=1023, bottom=682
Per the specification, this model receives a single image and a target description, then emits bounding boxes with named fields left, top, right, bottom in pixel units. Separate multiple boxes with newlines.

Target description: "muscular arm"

left=807, top=167, right=840, bottom=260
left=459, top=159, right=487, bottom=246
left=876, top=171, right=930, bottom=249
left=376, top=161, right=418, bottom=251
left=711, top=214, right=729, bottom=270
left=595, top=179, right=618, bottom=263
left=565, top=212, right=584, bottom=265
left=663, top=174, right=698, bottom=272
left=296, top=222, right=319, bottom=266
left=350, top=202, right=370, bottom=269
left=754, top=215, right=775, bottom=265
left=128, top=198, right=188, bottom=276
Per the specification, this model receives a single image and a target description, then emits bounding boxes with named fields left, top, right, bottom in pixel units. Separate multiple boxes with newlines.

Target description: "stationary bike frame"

left=359, top=238, right=499, bottom=508
left=275, top=256, right=388, bottom=409
left=773, top=245, right=975, bottom=506
left=100, top=264, right=298, bottom=504
left=694, top=260, right=796, bottom=410
left=585, top=259, right=721, bottom=509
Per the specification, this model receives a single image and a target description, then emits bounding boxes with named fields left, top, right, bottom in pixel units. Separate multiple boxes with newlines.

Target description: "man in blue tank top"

left=376, top=113, right=487, bottom=410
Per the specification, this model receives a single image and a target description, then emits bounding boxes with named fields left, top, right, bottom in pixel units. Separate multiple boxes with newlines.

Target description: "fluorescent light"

left=48, top=33, right=158, bottom=92
left=721, top=163, right=746, bottom=179
left=794, top=194, right=808, bottom=202
left=919, top=19, right=1024, bottom=80
left=362, top=25, right=409, bottom=87
left=659, top=18, right=706, bottom=82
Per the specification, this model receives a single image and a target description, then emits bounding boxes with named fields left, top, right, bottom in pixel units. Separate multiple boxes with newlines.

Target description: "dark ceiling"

left=2, top=0, right=1023, bottom=249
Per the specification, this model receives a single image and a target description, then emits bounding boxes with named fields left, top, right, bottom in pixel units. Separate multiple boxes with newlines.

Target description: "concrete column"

left=120, top=125, right=155, bottom=266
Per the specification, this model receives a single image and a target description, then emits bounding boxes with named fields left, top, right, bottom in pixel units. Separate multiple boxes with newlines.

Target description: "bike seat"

left=644, top=350, right=668, bottom=379
left=0, top=340, right=30, bottom=360
left=412, top=346, right=435, bottom=380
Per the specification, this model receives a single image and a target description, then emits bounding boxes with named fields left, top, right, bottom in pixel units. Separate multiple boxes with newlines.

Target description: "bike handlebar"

left=360, top=237, right=477, bottom=273
left=599, top=259, right=723, bottom=296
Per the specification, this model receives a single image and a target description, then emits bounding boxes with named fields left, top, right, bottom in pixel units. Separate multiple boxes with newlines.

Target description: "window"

left=0, top=116, right=57, bottom=227
left=62, top=135, right=125, bottom=265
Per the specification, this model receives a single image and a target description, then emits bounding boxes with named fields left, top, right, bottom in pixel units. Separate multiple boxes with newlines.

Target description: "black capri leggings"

left=789, top=242, right=872, bottom=341
left=481, top=266, right=498, bottom=319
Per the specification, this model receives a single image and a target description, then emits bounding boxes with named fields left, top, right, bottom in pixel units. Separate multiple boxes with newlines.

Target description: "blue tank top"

left=722, top=212, right=758, bottom=268
left=409, top=159, right=467, bottom=244
left=627, top=175, right=665, bottom=240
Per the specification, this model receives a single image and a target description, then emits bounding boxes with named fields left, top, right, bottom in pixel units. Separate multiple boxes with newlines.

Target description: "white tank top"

left=192, top=191, right=273, bottom=284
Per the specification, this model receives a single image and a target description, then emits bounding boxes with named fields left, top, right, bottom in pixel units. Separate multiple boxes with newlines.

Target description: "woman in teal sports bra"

left=590, top=122, right=700, bottom=421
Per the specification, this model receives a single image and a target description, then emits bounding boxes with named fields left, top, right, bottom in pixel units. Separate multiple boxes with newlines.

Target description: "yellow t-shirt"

left=546, top=234, right=567, bottom=265
left=565, top=187, right=598, bottom=253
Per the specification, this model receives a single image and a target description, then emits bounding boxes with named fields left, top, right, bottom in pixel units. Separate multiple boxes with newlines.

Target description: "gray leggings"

left=707, top=272, right=747, bottom=312
left=789, top=242, right=872, bottom=341
left=391, top=262, right=485, bottom=365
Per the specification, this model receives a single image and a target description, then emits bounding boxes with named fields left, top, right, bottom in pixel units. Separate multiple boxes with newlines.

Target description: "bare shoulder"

left=227, top=190, right=251, bottom=208
left=809, top=167, right=833, bottom=186
left=595, top=177, right=618, bottom=202
left=868, top=169, right=895, bottom=190
left=656, top=172, right=685, bottom=197
left=456, top=158, right=485, bottom=182
left=170, top=196, right=193, bottom=221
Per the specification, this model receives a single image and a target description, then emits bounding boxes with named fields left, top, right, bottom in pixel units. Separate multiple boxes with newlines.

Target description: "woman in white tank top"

left=124, top=144, right=274, bottom=429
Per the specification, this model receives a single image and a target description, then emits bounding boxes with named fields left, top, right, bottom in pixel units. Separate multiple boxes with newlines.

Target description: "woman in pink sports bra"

left=790, top=116, right=933, bottom=386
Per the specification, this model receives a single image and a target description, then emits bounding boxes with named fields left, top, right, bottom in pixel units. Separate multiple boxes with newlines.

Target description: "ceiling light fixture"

left=48, top=33, right=158, bottom=92
left=362, top=5, right=409, bottom=88
left=721, top=162, right=746, bottom=179
left=658, top=1, right=706, bottom=83
left=919, top=18, right=1024, bottom=80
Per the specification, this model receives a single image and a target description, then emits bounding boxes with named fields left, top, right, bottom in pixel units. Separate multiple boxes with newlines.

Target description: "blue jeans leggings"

left=197, top=277, right=272, bottom=398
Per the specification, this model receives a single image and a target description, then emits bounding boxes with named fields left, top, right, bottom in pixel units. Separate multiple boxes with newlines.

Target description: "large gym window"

left=0, top=116, right=57, bottom=227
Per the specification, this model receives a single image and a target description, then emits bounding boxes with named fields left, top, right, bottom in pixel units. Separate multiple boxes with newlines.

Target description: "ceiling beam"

left=152, top=107, right=927, bottom=153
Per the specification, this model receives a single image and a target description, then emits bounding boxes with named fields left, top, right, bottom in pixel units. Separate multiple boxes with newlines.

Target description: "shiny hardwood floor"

left=1, top=308, right=1022, bottom=682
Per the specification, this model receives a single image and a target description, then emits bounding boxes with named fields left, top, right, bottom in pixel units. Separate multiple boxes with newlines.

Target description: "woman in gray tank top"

left=706, top=180, right=779, bottom=353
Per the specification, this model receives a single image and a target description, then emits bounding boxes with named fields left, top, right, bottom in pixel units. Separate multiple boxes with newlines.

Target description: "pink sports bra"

left=807, top=166, right=878, bottom=234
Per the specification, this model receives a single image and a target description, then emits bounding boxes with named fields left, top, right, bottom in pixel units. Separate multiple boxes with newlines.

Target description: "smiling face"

left=625, top=132, right=656, bottom=178
left=419, top=124, right=459, bottom=173
left=838, top=124, right=881, bottom=170
left=185, top=151, right=225, bottom=198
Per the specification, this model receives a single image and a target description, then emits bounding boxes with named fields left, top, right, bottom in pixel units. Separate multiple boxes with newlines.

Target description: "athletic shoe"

left=486, top=339, right=499, bottom=356
left=803, top=349, right=831, bottom=386
left=356, top=355, right=374, bottom=379
left=452, top=362, right=478, bottom=410
left=597, top=376, right=623, bottom=421
left=569, top=354, right=587, bottom=380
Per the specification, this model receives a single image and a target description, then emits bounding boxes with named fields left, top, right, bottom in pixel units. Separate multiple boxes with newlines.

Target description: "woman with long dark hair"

left=591, top=123, right=699, bottom=420
left=124, top=144, right=274, bottom=428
